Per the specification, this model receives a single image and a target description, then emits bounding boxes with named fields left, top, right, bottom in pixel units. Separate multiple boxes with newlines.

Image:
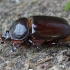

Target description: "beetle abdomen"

left=32, top=16, right=70, bottom=40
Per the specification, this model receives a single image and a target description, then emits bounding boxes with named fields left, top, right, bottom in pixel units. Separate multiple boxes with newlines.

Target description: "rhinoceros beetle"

left=0, top=16, right=70, bottom=52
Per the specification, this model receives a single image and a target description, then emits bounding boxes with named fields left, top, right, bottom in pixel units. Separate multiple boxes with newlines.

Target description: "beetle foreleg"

left=4, top=30, right=11, bottom=41
left=10, top=43, right=21, bottom=53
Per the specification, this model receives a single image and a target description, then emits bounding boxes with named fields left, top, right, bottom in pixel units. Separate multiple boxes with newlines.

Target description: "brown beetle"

left=0, top=16, right=70, bottom=52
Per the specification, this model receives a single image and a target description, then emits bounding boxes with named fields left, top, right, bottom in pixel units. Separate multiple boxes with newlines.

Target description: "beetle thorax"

left=14, top=23, right=26, bottom=36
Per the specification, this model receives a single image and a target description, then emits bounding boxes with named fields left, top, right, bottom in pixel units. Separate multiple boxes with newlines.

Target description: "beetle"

left=0, top=16, right=70, bottom=52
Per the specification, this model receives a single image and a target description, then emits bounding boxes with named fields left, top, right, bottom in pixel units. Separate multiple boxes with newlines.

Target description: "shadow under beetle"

left=0, top=16, right=70, bottom=52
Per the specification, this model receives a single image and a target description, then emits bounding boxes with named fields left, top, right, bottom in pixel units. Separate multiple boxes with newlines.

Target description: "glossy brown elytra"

left=1, top=16, right=70, bottom=52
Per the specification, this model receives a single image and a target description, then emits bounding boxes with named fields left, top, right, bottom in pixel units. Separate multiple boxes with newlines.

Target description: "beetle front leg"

left=10, top=43, right=21, bottom=53
left=9, top=40, right=25, bottom=53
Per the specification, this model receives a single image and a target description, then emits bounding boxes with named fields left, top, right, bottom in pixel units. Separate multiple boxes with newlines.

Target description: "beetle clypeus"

left=0, top=16, right=70, bottom=52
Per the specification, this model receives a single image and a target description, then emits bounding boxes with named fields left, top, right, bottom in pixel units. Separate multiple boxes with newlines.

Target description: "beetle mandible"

left=0, top=16, right=70, bottom=52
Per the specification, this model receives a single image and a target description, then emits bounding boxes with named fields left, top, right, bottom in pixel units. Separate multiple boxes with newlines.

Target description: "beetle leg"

left=47, top=40, right=58, bottom=46
left=28, top=39, right=34, bottom=45
left=10, top=43, right=21, bottom=53
left=36, top=46, right=42, bottom=51
left=33, top=40, right=45, bottom=50
left=58, top=40, right=70, bottom=47
left=50, top=40, right=70, bottom=47
left=28, top=39, right=44, bottom=50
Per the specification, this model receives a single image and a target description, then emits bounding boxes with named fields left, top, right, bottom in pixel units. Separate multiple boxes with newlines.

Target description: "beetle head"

left=2, top=30, right=11, bottom=41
